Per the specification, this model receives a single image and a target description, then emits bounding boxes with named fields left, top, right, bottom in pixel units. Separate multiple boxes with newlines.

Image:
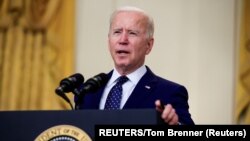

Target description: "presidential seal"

left=34, top=125, right=92, bottom=141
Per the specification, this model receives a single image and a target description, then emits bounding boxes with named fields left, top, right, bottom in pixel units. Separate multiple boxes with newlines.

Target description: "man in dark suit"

left=77, top=6, right=194, bottom=125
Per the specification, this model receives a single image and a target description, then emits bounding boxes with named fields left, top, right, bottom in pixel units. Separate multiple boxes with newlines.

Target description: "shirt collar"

left=108, top=65, right=147, bottom=86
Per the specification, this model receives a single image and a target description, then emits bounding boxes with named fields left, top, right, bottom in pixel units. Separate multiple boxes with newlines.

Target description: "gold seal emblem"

left=34, top=124, right=92, bottom=141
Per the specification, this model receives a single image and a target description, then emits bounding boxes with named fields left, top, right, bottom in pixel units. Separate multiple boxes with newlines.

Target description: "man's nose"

left=119, top=32, right=129, bottom=44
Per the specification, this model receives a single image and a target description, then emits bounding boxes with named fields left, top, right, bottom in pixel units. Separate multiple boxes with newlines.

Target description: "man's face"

left=108, top=11, right=154, bottom=74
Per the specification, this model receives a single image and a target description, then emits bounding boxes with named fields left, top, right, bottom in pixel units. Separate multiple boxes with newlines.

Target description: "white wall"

left=75, top=0, right=237, bottom=124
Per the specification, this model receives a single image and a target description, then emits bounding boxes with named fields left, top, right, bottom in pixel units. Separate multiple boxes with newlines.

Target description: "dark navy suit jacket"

left=77, top=66, right=194, bottom=125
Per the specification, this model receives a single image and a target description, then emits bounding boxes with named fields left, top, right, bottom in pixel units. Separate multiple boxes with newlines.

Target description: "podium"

left=0, top=109, right=162, bottom=140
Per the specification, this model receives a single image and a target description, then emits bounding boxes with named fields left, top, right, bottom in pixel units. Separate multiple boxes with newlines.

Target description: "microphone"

left=55, top=73, right=84, bottom=95
left=74, top=73, right=108, bottom=96
left=74, top=73, right=108, bottom=110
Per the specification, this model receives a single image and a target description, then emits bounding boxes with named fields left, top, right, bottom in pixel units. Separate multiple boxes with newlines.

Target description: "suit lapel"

left=123, top=67, right=158, bottom=108
left=88, top=71, right=113, bottom=108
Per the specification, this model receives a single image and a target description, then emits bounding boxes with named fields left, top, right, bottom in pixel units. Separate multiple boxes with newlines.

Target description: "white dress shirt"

left=99, top=65, right=147, bottom=109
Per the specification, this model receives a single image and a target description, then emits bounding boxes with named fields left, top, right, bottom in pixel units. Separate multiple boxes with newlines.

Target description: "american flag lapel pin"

left=145, top=85, right=151, bottom=89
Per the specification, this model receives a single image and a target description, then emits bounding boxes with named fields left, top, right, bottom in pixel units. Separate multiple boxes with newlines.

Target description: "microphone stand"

left=73, top=88, right=84, bottom=110
left=55, top=90, right=74, bottom=110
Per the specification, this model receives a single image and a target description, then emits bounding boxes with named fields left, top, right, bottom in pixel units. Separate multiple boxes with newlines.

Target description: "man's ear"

left=146, top=38, right=154, bottom=54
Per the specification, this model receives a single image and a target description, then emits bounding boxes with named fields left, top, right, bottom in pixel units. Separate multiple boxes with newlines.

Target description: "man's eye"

left=113, top=31, right=121, bottom=34
left=129, top=32, right=138, bottom=36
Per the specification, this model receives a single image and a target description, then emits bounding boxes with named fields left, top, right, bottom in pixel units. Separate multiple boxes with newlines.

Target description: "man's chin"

left=116, top=63, right=128, bottom=68
left=115, top=63, right=131, bottom=70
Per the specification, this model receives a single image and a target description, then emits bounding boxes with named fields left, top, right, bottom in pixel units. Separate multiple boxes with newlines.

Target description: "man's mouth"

left=117, top=50, right=129, bottom=54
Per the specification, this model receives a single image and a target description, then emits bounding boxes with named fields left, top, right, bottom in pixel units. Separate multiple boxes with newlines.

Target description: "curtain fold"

left=235, top=0, right=250, bottom=124
left=0, top=0, right=75, bottom=110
